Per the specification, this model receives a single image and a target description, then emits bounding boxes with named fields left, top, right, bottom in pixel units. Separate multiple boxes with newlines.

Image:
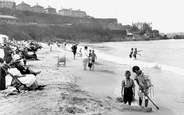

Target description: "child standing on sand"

left=91, top=50, right=97, bottom=70
left=82, top=46, right=89, bottom=70
left=132, top=66, right=153, bottom=107
left=88, top=50, right=97, bottom=70
left=121, top=70, right=135, bottom=105
left=71, top=44, right=77, bottom=59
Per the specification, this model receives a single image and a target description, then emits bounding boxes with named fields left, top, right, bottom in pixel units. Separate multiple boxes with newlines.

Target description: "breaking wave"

left=97, top=52, right=184, bottom=76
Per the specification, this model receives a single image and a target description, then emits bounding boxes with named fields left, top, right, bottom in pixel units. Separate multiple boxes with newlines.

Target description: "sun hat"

left=132, top=66, right=140, bottom=73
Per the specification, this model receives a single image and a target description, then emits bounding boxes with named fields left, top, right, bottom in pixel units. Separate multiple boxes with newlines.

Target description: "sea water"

left=83, top=39, right=184, bottom=115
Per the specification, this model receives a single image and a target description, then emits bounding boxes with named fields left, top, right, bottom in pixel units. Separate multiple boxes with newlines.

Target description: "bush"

left=0, top=23, right=127, bottom=42
left=173, top=35, right=184, bottom=39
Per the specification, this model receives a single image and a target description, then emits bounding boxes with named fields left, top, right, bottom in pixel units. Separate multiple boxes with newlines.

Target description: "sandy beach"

left=0, top=44, right=177, bottom=115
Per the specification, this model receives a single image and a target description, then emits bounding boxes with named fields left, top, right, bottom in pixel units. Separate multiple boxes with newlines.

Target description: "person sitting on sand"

left=82, top=46, right=89, bottom=70
left=132, top=66, right=152, bottom=107
left=121, top=70, right=135, bottom=105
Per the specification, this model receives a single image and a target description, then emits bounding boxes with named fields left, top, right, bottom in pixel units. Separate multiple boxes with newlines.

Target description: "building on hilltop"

left=16, top=1, right=31, bottom=11
left=45, top=6, right=56, bottom=14
left=58, top=8, right=87, bottom=17
left=31, top=3, right=44, bottom=13
left=1, top=1, right=90, bottom=18
left=0, top=14, right=18, bottom=23
left=132, top=22, right=152, bottom=30
left=72, top=9, right=87, bottom=17
left=0, top=0, right=16, bottom=9
left=58, top=8, right=73, bottom=16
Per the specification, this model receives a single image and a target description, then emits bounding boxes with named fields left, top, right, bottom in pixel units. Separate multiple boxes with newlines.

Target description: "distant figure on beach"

left=82, top=46, right=89, bottom=70
left=71, top=44, right=77, bottom=59
left=133, top=48, right=142, bottom=59
left=88, top=50, right=97, bottom=71
left=121, top=70, right=135, bottom=105
left=132, top=66, right=153, bottom=107
left=89, top=50, right=92, bottom=57
left=3, top=43, right=13, bottom=64
left=79, top=48, right=82, bottom=57
left=88, top=49, right=92, bottom=70
left=129, top=48, right=134, bottom=58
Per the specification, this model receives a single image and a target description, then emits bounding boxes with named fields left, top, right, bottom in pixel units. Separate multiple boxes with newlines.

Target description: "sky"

left=14, top=0, right=184, bottom=33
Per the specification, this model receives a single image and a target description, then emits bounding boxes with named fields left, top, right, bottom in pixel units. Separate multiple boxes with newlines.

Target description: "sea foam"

left=96, top=51, right=184, bottom=76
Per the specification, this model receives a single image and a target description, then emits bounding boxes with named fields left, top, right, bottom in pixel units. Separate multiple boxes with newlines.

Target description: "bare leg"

left=139, top=97, right=142, bottom=106
left=29, top=69, right=41, bottom=76
left=145, top=99, right=149, bottom=107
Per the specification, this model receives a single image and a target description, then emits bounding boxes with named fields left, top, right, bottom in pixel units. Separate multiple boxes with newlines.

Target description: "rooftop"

left=16, top=1, right=30, bottom=7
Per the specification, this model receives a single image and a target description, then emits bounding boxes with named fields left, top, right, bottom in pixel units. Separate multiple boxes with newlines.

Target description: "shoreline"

left=0, top=44, right=177, bottom=115
left=54, top=44, right=177, bottom=115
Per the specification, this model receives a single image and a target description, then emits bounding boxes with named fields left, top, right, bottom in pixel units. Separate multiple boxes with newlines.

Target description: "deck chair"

left=9, top=73, right=28, bottom=93
left=57, top=54, right=66, bottom=67
left=2, top=67, right=28, bottom=93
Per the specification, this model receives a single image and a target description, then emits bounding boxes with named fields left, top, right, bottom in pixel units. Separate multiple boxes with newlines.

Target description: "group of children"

left=80, top=46, right=97, bottom=71
left=129, top=48, right=142, bottom=59
left=121, top=66, right=153, bottom=107
left=71, top=45, right=152, bottom=107
left=88, top=49, right=97, bottom=70
left=71, top=45, right=97, bottom=71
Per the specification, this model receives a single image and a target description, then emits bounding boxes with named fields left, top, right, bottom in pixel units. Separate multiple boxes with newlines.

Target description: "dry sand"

left=0, top=44, right=177, bottom=115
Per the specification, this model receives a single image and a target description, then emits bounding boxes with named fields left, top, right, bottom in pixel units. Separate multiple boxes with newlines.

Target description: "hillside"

left=0, top=8, right=127, bottom=42
left=0, top=22, right=127, bottom=42
left=0, top=8, right=117, bottom=28
left=1, top=8, right=178, bottom=42
left=0, top=8, right=126, bottom=42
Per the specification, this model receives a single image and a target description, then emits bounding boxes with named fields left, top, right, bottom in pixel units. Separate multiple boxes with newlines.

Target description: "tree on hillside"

left=131, top=25, right=139, bottom=32
left=152, top=30, right=159, bottom=37
left=138, top=23, right=152, bottom=36
left=173, top=35, right=184, bottom=39
left=143, top=23, right=152, bottom=32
